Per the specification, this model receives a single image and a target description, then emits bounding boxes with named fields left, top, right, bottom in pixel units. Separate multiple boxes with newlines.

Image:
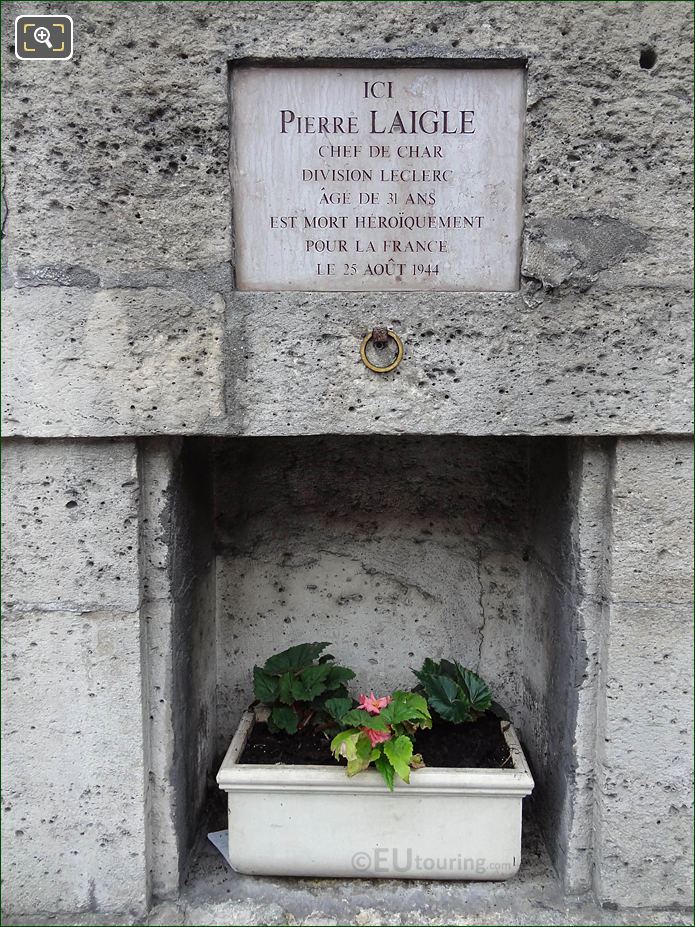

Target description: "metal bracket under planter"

left=216, top=709, right=534, bottom=880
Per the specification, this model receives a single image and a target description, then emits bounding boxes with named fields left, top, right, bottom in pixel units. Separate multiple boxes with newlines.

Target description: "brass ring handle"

left=359, top=329, right=404, bottom=374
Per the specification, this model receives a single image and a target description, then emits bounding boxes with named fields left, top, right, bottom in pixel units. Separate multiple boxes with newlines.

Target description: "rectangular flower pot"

left=217, top=710, right=534, bottom=880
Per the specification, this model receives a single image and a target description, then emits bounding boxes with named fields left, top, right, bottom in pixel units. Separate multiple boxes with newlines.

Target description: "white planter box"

left=217, top=710, right=534, bottom=880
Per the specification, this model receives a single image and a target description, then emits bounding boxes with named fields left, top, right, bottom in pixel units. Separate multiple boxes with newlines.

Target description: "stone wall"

left=1, top=0, right=692, bottom=919
left=2, top=1, right=692, bottom=438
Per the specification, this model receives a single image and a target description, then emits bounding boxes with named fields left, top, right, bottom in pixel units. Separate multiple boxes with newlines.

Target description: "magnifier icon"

left=34, top=26, right=53, bottom=49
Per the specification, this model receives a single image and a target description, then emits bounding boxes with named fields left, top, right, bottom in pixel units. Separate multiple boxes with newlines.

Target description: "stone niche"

left=149, top=433, right=600, bottom=898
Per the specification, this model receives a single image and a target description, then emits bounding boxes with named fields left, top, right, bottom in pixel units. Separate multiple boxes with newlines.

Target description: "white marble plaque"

left=232, top=66, right=525, bottom=292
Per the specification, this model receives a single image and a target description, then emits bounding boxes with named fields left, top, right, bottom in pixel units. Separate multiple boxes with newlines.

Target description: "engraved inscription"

left=232, top=67, right=525, bottom=292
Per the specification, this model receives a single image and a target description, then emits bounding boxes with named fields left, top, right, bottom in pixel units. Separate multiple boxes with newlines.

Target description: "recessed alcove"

left=151, top=434, right=590, bottom=895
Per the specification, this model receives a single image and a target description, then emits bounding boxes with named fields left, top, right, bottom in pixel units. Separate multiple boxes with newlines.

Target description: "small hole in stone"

left=639, top=47, right=657, bottom=69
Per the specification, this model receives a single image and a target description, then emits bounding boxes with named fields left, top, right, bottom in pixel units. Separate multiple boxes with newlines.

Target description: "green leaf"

left=330, top=728, right=359, bottom=760
left=420, top=672, right=472, bottom=722
left=374, top=753, right=395, bottom=790
left=415, top=660, right=493, bottom=724
left=340, top=709, right=389, bottom=731
left=379, top=691, right=431, bottom=727
left=455, top=665, right=492, bottom=716
left=325, top=684, right=350, bottom=703
left=439, top=658, right=460, bottom=680
left=253, top=666, right=279, bottom=703
left=323, top=697, right=354, bottom=724
left=324, top=665, right=357, bottom=689
left=427, top=660, right=493, bottom=718
left=383, top=735, right=414, bottom=784
left=347, top=733, right=373, bottom=776
left=292, top=663, right=333, bottom=701
left=263, top=642, right=331, bottom=675
left=278, top=672, right=295, bottom=705
left=330, top=729, right=371, bottom=775
left=423, top=673, right=461, bottom=705
left=318, top=653, right=335, bottom=664
left=412, top=657, right=440, bottom=684
left=269, top=705, right=298, bottom=734
left=429, top=695, right=473, bottom=723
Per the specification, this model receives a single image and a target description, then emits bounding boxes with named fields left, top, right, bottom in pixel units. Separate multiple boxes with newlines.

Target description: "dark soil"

left=239, top=714, right=512, bottom=769
left=413, top=715, right=511, bottom=769
left=240, top=723, right=336, bottom=765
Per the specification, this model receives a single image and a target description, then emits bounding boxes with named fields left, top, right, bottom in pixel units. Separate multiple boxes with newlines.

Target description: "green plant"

left=330, top=690, right=431, bottom=790
left=253, top=641, right=356, bottom=734
left=413, top=658, right=492, bottom=723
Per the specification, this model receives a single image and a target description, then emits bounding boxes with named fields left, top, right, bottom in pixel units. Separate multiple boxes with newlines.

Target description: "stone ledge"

left=2, top=286, right=692, bottom=437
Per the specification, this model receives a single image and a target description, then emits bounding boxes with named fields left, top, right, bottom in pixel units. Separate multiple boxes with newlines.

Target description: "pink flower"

left=358, top=692, right=392, bottom=715
left=365, top=728, right=392, bottom=748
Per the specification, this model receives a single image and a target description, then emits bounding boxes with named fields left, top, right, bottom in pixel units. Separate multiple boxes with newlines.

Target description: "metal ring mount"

left=359, top=329, right=404, bottom=374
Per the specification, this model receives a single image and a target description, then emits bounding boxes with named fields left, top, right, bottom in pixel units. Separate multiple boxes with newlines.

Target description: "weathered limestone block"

left=2, top=6, right=230, bottom=280
left=2, top=440, right=139, bottom=612
left=229, top=289, right=692, bottom=437
left=594, top=603, right=694, bottom=907
left=1, top=440, right=148, bottom=916
left=559, top=440, right=614, bottom=895
left=1, top=610, right=147, bottom=915
left=2, top=287, right=226, bottom=437
left=137, top=440, right=182, bottom=902
left=3, top=283, right=692, bottom=437
left=594, top=438, right=694, bottom=907
left=610, top=438, right=693, bottom=605
left=139, top=438, right=217, bottom=900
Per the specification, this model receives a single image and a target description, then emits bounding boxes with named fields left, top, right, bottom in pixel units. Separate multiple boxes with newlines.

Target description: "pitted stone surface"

left=593, top=437, right=694, bottom=907
left=1, top=1, right=692, bottom=437
left=2, top=286, right=226, bottom=435
left=138, top=438, right=218, bottom=900
left=1, top=610, right=148, bottom=915
left=4, top=284, right=692, bottom=436
left=2, top=5, right=230, bottom=279
left=1, top=439, right=139, bottom=612
left=610, top=437, right=694, bottom=604
left=214, top=435, right=530, bottom=743
left=556, top=440, right=615, bottom=894
left=594, top=604, right=694, bottom=907
left=228, top=288, right=691, bottom=437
